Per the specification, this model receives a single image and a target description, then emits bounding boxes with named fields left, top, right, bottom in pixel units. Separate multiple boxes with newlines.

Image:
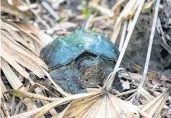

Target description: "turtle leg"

left=50, top=67, right=87, bottom=94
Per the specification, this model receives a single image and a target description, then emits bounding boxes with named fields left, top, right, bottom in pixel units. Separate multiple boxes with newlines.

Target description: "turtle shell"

left=40, top=30, right=119, bottom=70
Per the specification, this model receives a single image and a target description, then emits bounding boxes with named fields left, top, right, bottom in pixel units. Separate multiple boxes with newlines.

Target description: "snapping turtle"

left=40, top=29, right=120, bottom=94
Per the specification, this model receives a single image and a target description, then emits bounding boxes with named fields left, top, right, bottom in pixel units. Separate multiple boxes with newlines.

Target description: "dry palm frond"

left=1, top=0, right=34, bottom=19
left=1, top=58, right=59, bottom=116
left=1, top=19, right=44, bottom=55
left=0, top=19, right=69, bottom=115
left=137, top=87, right=154, bottom=102
left=61, top=91, right=139, bottom=118
left=0, top=97, right=10, bottom=117
left=1, top=19, right=47, bottom=78
left=1, top=19, right=70, bottom=97
left=1, top=57, right=39, bottom=110
left=139, top=88, right=170, bottom=118
left=9, top=91, right=140, bottom=118
left=10, top=0, right=37, bottom=11
left=111, top=0, right=144, bottom=43
left=1, top=20, right=68, bottom=76
left=125, top=87, right=155, bottom=105
left=9, top=92, right=98, bottom=118
left=0, top=76, right=10, bottom=100
left=4, top=89, right=61, bottom=102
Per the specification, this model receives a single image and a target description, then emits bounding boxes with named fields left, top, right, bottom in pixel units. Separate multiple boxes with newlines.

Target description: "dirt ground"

left=121, top=0, right=171, bottom=78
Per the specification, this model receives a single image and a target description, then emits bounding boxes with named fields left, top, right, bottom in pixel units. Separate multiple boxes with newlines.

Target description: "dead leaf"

left=140, top=88, right=170, bottom=118
left=1, top=0, right=34, bottom=19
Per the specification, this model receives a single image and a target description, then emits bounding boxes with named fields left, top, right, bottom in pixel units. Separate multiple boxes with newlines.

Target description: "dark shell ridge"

left=40, top=30, right=119, bottom=69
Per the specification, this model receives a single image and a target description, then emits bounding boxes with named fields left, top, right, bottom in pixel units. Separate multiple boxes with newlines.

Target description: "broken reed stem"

left=140, top=0, right=161, bottom=87
left=0, top=77, right=10, bottom=99
left=5, top=90, right=61, bottom=102
left=119, top=21, right=128, bottom=51
left=14, top=100, right=23, bottom=115
left=104, top=0, right=145, bottom=90
left=112, top=0, right=125, bottom=12
left=90, top=2, right=114, bottom=17
left=84, top=15, right=94, bottom=31
left=1, top=100, right=10, bottom=117
left=25, top=0, right=50, bottom=29
left=10, top=96, right=16, bottom=115
left=115, top=89, right=137, bottom=97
